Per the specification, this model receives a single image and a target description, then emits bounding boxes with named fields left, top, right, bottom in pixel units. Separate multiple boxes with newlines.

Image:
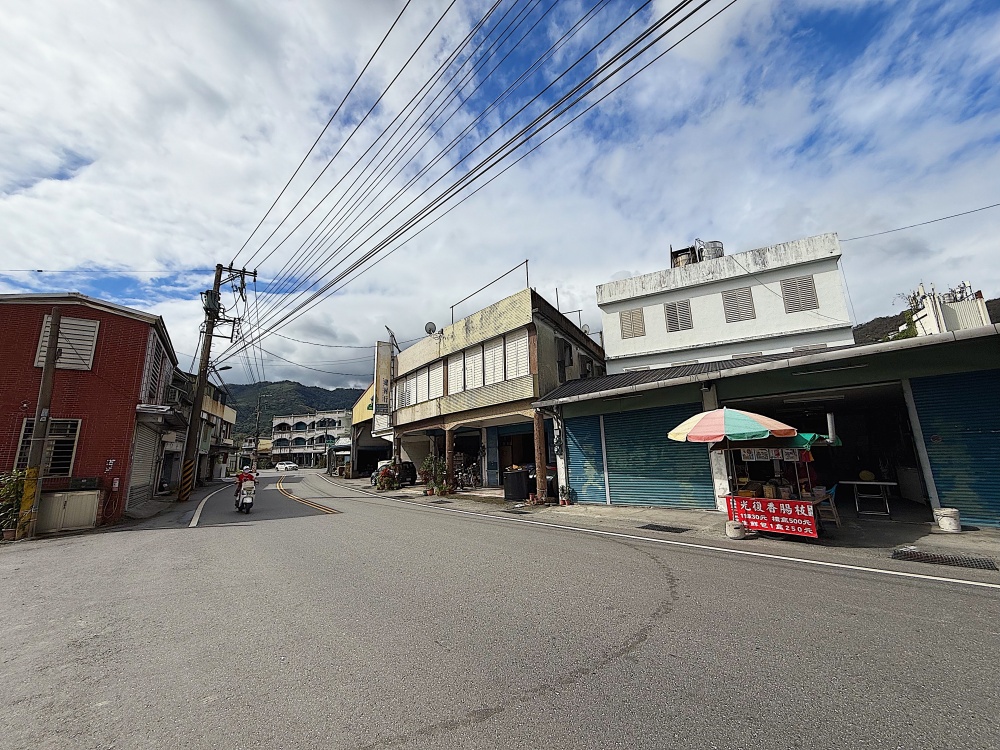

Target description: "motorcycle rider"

left=234, top=468, right=256, bottom=508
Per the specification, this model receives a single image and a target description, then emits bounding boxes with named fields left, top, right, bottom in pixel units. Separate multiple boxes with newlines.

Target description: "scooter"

left=236, top=479, right=255, bottom=514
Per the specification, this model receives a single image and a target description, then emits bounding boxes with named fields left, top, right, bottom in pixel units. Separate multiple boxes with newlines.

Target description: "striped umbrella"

left=668, top=407, right=797, bottom=443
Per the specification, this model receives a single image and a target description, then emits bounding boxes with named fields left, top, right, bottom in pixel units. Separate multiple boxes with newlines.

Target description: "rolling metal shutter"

left=484, top=337, right=504, bottom=385
left=910, top=369, right=1000, bottom=526
left=128, top=424, right=160, bottom=509
left=465, top=346, right=484, bottom=390
left=603, top=403, right=715, bottom=508
left=448, top=353, right=464, bottom=394
left=505, top=329, right=529, bottom=379
left=428, top=360, right=445, bottom=400
left=565, top=416, right=607, bottom=504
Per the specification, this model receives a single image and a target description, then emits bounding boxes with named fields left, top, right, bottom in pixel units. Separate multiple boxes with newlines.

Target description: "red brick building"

left=0, top=293, right=184, bottom=529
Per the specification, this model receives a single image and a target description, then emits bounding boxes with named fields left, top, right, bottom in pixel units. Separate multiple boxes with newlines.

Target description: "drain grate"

left=503, top=509, right=529, bottom=515
left=639, top=524, right=690, bottom=534
left=429, top=499, right=451, bottom=504
left=891, top=547, right=998, bottom=571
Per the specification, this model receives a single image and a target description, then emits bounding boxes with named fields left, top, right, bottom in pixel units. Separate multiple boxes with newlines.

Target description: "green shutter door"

left=565, top=416, right=607, bottom=505
left=603, top=403, right=715, bottom=508
left=910, top=369, right=1000, bottom=526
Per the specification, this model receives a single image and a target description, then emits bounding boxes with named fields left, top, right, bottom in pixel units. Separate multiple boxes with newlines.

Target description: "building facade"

left=271, top=410, right=352, bottom=467
left=349, top=384, right=391, bottom=478
left=0, top=293, right=184, bottom=529
left=597, top=234, right=855, bottom=373
left=374, top=288, right=605, bottom=495
left=535, top=324, right=1000, bottom=525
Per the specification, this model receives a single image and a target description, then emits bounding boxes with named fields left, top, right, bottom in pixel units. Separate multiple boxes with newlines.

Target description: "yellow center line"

left=276, top=476, right=340, bottom=515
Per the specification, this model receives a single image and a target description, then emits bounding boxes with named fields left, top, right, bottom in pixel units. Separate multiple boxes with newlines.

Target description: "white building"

left=902, top=281, right=990, bottom=337
left=271, top=410, right=351, bottom=467
left=596, top=233, right=855, bottom=373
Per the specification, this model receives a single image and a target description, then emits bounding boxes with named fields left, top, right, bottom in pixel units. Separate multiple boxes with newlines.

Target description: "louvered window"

left=447, top=353, right=464, bottom=394
left=464, top=346, right=484, bottom=390
left=664, top=300, right=693, bottom=332
left=407, top=372, right=420, bottom=404
left=722, top=287, right=755, bottom=323
left=428, top=361, right=444, bottom=400
left=35, top=315, right=100, bottom=370
left=619, top=308, right=646, bottom=339
left=505, top=329, right=529, bottom=379
left=143, top=334, right=169, bottom=403
left=16, top=418, right=81, bottom=477
left=781, top=275, right=819, bottom=313
left=484, top=337, right=504, bottom=385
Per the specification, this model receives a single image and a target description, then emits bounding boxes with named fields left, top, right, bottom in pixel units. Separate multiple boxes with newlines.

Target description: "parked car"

left=370, top=460, right=417, bottom=486
left=275, top=461, right=299, bottom=471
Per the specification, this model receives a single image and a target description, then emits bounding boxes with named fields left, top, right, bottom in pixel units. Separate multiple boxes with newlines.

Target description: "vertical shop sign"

left=374, top=341, right=392, bottom=415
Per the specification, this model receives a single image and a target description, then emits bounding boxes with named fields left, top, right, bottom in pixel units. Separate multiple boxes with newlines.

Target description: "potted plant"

left=375, top=466, right=398, bottom=492
left=0, top=470, right=25, bottom=540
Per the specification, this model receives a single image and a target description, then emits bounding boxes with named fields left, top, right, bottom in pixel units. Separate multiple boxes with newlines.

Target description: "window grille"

left=16, top=418, right=81, bottom=477
left=722, top=287, right=756, bottom=323
left=619, top=308, right=646, bottom=338
left=781, top=275, right=819, bottom=313
left=664, top=300, right=693, bottom=332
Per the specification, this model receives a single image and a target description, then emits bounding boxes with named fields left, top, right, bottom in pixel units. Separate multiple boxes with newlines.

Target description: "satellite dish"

left=424, top=321, right=437, bottom=335
left=582, top=324, right=590, bottom=334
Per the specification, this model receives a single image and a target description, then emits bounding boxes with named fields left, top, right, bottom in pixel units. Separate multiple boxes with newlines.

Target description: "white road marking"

left=189, top=486, right=230, bottom=528
left=317, top=476, right=1000, bottom=591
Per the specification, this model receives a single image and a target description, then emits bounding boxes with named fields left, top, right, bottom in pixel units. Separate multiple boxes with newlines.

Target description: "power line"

left=233, top=0, right=416, bottom=267
left=227, top=0, right=669, bottom=346
left=220, top=1, right=737, bottom=363
left=841, top=202, right=1000, bottom=241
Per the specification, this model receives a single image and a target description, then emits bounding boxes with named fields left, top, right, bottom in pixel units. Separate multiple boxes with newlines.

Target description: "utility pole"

left=18, top=308, right=61, bottom=539
left=178, top=264, right=255, bottom=503
left=253, top=392, right=270, bottom=470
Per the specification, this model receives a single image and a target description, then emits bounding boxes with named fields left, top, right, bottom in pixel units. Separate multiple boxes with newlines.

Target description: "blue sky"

left=1, top=0, right=998, bottom=387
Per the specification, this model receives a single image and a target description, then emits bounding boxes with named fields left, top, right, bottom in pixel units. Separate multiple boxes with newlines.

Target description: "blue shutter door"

left=602, top=403, right=715, bottom=508
left=910, top=369, right=1000, bottom=526
left=565, top=416, right=607, bottom=505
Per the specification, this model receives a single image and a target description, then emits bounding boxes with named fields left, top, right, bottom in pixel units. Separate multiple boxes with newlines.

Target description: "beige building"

left=374, top=289, right=604, bottom=496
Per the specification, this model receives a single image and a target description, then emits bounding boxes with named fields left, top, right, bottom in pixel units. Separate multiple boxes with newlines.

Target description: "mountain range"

left=225, top=380, right=364, bottom=440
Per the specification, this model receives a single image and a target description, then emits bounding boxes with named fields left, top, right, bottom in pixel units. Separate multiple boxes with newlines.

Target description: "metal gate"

left=565, top=415, right=607, bottom=504
left=128, top=424, right=159, bottom=509
left=910, top=369, right=1000, bottom=526
left=36, top=491, right=99, bottom=533
left=602, top=403, right=715, bottom=508
left=565, top=404, right=715, bottom=508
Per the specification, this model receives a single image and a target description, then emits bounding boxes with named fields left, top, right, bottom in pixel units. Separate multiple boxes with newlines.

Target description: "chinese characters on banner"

left=373, top=341, right=392, bottom=415
left=727, top=496, right=818, bottom=538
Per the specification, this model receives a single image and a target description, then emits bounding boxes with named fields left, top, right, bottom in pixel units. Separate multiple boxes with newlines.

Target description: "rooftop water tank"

left=702, top=240, right=724, bottom=260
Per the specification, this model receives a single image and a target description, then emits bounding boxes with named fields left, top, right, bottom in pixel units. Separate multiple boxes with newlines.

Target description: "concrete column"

left=533, top=410, right=548, bottom=502
left=445, top=427, right=455, bottom=489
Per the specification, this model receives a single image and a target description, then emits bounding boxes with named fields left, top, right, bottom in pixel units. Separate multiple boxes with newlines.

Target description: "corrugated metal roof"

left=538, top=352, right=802, bottom=402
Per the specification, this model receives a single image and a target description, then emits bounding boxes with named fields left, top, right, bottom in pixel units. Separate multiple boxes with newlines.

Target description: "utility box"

left=36, top=491, right=100, bottom=534
left=503, top=469, right=529, bottom=501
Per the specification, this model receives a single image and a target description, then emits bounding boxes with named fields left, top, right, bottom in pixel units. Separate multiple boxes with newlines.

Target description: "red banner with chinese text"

left=727, top=496, right=818, bottom=538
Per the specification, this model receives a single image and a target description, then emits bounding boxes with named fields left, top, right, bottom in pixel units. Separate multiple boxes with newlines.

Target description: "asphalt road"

left=2, top=470, right=998, bottom=749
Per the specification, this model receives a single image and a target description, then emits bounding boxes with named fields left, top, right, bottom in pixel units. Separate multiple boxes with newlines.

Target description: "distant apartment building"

left=271, top=410, right=352, bottom=468
left=596, top=234, right=855, bottom=373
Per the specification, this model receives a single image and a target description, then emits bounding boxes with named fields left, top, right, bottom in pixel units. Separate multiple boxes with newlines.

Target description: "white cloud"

left=1, top=0, right=998, bottom=389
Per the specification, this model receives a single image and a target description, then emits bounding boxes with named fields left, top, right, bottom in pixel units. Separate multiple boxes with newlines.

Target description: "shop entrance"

left=724, top=382, right=932, bottom=521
